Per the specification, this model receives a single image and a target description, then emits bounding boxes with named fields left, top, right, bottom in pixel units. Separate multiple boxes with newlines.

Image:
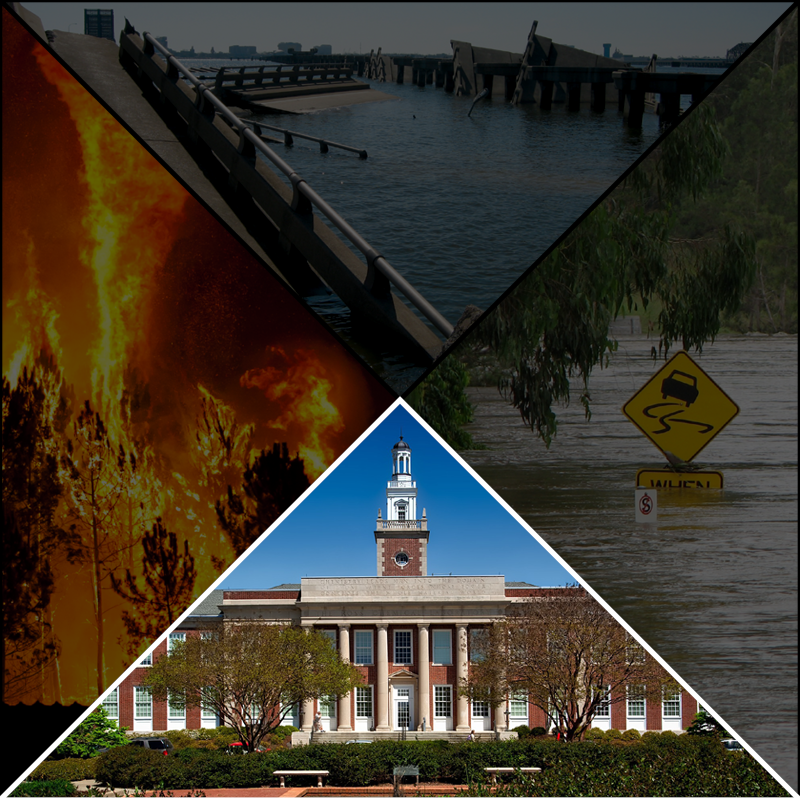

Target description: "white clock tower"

left=375, top=435, right=428, bottom=577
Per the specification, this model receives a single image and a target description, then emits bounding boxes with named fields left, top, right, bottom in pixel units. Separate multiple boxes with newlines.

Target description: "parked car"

left=129, top=737, right=174, bottom=755
left=721, top=738, right=744, bottom=751
left=225, top=741, right=267, bottom=755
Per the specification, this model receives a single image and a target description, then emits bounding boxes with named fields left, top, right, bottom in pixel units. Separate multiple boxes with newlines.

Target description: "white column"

left=337, top=624, right=352, bottom=731
left=376, top=624, right=391, bottom=731
left=417, top=624, right=430, bottom=731
left=301, top=624, right=314, bottom=731
left=455, top=624, right=470, bottom=731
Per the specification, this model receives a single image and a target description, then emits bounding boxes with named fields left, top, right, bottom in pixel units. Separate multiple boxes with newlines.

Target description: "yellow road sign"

left=636, top=469, right=724, bottom=489
left=623, top=351, right=739, bottom=463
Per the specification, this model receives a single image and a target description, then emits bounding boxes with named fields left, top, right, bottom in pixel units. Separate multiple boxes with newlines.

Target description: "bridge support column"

left=566, top=81, right=581, bottom=111
left=481, top=73, right=493, bottom=97
left=396, top=65, right=404, bottom=84
left=445, top=71, right=455, bottom=92
left=659, top=91, right=681, bottom=125
left=426, top=69, right=433, bottom=85
left=417, top=69, right=425, bottom=88
left=626, top=89, right=646, bottom=128
left=504, top=74, right=516, bottom=100
left=435, top=69, right=444, bottom=88
left=591, top=82, right=606, bottom=112
left=538, top=80, right=554, bottom=110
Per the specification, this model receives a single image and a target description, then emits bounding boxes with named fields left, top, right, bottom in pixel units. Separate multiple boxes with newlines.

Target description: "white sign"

left=635, top=489, right=658, bottom=523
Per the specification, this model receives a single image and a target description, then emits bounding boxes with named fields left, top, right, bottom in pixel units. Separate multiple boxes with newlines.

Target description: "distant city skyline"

left=23, top=3, right=792, bottom=58
left=221, top=401, right=576, bottom=591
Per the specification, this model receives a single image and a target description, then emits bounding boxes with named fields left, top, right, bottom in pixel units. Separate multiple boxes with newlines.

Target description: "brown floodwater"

left=460, top=333, right=798, bottom=790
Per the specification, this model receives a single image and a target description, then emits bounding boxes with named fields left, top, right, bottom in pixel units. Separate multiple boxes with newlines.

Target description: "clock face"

left=394, top=552, right=409, bottom=566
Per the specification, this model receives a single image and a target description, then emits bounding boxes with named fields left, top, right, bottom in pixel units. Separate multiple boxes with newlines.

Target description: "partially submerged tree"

left=53, top=705, right=128, bottom=759
left=460, top=590, right=678, bottom=741
left=142, top=623, right=362, bottom=749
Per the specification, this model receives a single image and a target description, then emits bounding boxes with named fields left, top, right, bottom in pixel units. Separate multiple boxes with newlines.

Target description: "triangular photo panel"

left=8, top=401, right=794, bottom=796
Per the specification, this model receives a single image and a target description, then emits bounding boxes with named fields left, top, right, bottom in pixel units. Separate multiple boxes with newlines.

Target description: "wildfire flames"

left=2, top=11, right=393, bottom=708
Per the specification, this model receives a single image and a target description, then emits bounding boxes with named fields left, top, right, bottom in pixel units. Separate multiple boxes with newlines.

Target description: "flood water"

left=460, top=334, right=798, bottom=790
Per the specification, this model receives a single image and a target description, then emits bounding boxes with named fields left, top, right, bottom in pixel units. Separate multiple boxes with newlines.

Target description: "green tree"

left=110, top=518, right=197, bottom=659
left=460, top=590, right=677, bottom=742
left=142, top=623, right=362, bottom=749
left=686, top=708, right=732, bottom=738
left=53, top=706, right=128, bottom=759
left=411, top=102, right=757, bottom=448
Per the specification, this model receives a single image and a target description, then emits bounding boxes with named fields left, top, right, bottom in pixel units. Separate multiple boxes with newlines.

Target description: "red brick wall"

left=682, top=692, right=698, bottom=729
left=223, top=590, right=300, bottom=600
left=379, top=537, right=424, bottom=576
left=646, top=698, right=661, bottom=731
left=611, top=690, right=627, bottom=730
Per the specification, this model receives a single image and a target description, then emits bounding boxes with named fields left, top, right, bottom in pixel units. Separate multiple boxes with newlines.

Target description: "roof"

left=505, top=581, right=538, bottom=588
left=186, top=589, right=224, bottom=616
left=268, top=583, right=302, bottom=591
left=392, top=435, right=411, bottom=451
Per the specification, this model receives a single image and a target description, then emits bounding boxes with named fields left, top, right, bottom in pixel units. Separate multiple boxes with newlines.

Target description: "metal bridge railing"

left=143, top=33, right=453, bottom=337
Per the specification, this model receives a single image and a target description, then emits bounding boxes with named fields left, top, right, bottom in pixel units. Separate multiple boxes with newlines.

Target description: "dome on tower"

left=392, top=436, right=411, bottom=451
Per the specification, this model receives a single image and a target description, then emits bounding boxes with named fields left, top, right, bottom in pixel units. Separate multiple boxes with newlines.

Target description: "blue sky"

left=223, top=402, right=575, bottom=589
left=24, top=3, right=791, bottom=58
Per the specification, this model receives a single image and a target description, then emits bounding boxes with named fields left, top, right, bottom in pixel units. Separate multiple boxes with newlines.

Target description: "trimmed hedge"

left=93, top=736, right=789, bottom=795
left=10, top=779, right=76, bottom=797
left=30, top=758, right=99, bottom=782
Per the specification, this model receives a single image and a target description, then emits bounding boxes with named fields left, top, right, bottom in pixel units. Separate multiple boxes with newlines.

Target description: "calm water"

left=245, top=75, right=665, bottom=387
left=461, top=334, right=798, bottom=790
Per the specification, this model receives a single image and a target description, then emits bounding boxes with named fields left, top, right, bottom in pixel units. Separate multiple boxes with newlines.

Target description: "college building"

left=109, top=436, right=698, bottom=737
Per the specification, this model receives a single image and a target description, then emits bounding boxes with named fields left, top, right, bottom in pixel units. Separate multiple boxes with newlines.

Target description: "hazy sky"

left=222, top=401, right=575, bottom=590
left=24, top=2, right=791, bottom=57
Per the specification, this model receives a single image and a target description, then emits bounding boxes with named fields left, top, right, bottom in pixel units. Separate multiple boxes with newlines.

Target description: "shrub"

left=620, top=728, right=641, bottom=740
left=529, top=727, right=547, bottom=738
left=10, top=779, right=76, bottom=797
left=30, top=758, right=98, bottom=782
left=511, top=725, right=530, bottom=739
left=583, top=728, right=606, bottom=741
left=52, top=708, right=128, bottom=760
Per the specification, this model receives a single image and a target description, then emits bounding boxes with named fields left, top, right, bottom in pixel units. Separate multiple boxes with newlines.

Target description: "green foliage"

left=93, top=737, right=787, bottom=795
left=10, top=779, right=76, bottom=797
left=620, top=728, right=641, bottom=740
left=31, top=758, right=98, bottom=782
left=512, top=725, right=531, bottom=739
left=686, top=709, right=731, bottom=738
left=406, top=358, right=480, bottom=449
left=53, top=707, right=129, bottom=759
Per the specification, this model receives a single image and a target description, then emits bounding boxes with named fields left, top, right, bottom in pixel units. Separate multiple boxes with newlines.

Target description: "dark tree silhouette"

left=111, top=517, right=197, bottom=659
left=215, top=443, right=310, bottom=557
left=2, top=360, right=71, bottom=702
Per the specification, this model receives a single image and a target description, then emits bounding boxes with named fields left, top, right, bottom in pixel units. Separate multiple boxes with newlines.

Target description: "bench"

left=272, top=769, right=330, bottom=788
left=393, top=764, right=420, bottom=785
left=484, top=767, right=542, bottom=785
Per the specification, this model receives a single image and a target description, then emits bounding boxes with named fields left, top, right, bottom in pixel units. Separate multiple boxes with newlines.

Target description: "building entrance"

left=393, top=685, right=414, bottom=731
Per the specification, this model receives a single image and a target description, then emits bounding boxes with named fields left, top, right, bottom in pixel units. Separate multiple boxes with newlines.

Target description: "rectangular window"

left=469, top=629, right=486, bottom=663
left=139, top=652, right=152, bottom=666
left=168, top=692, right=185, bottom=720
left=168, top=632, right=186, bottom=652
left=356, top=686, right=373, bottom=718
left=594, top=686, right=611, bottom=718
left=626, top=636, right=646, bottom=664
left=432, top=629, right=452, bottom=664
left=509, top=693, right=528, bottom=717
left=627, top=685, right=646, bottom=718
left=320, top=630, right=336, bottom=649
left=354, top=630, right=373, bottom=665
left=662, top=688, right=681, bottom=718
left=201, top=688, right=216, bottom=720
left=472, top=699, right=489, bottom=717
left=134, top=686, right=152, bottom=718
left=394, top=630, right=412, bottom=665
left=434, top=685, right=452, bottom=718
left=102, top=687, right=119, bottom=719
left=319, top=695, right=336, bottom=717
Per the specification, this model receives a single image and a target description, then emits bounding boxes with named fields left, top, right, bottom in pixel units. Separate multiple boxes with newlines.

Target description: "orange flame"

left=33, top=48, right=187, bottom=437
left=240, top=347, right=345, bottom=479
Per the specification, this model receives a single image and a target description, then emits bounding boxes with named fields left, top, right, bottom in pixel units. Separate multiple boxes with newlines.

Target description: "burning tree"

left=142, top=622, right=363, bottom=749
left=111, top=517, right=197, bottom=659
left=461, top=589, right=678, bottom=741
left=2, top=362, right=73, bottom=702
left=215, top=443, right=310, bottom=557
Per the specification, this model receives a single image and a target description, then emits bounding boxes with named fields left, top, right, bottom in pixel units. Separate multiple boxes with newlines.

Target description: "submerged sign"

left=637, top=469, right=724, bottom=490
left=622, top=351, right=739, bottom=463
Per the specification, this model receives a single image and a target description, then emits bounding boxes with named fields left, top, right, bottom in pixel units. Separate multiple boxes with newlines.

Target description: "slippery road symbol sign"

left=622, top=351, right=739, bottom=463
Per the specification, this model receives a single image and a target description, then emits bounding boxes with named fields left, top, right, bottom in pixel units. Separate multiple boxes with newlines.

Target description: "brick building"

left=109, top=436, right=697, bottom=737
